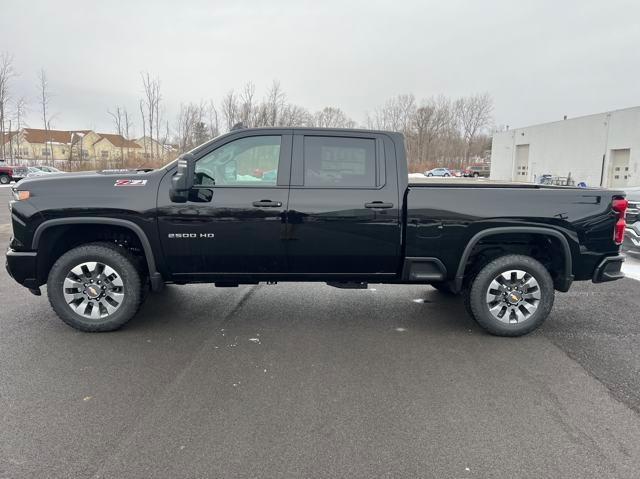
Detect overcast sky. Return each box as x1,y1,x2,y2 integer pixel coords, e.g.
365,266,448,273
1,0,639,135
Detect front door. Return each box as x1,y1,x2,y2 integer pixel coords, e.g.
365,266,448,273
286,132,400,277
157,131,292,277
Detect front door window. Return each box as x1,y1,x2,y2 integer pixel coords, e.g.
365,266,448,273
195,136,281,187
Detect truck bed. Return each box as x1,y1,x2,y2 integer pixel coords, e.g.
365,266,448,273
408,177,582,189
404,183,622,284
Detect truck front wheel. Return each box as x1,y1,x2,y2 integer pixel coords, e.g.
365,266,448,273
47,242,143,332
465,254,554,336
0,174,10,184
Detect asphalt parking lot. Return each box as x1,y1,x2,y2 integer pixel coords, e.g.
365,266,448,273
1,185,640,478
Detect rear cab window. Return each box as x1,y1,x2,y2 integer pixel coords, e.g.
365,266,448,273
303,136,377,188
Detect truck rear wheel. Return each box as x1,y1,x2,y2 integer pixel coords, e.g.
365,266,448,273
0,174,10,184
466,254,554,336
47,242,143,332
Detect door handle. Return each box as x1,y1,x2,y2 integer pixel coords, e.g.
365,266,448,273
252,200,282,208
365,201,394,209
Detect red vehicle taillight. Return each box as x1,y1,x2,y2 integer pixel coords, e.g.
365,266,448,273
612,197,628,245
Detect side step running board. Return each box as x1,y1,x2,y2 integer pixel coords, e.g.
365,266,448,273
326,281,368,289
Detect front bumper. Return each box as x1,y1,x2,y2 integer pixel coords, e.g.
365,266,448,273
5,248,39,289
592,255,625,283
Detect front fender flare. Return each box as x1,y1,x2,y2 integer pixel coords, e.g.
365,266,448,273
32,217,163,291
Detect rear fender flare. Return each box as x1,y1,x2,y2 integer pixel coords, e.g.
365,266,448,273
454,226,573,292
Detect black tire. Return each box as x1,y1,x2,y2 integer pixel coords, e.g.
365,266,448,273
431,282,457,295
427,173,433,177
47,242,143,332
444,173,450,177
466,254,554,337
473,172,480,177
0,174,10,185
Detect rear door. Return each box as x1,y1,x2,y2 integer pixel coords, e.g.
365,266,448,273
286,131,400,276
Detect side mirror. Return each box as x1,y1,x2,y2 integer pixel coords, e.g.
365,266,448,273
169,153,195,203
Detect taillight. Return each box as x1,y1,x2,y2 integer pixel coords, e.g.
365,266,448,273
612,197,628,245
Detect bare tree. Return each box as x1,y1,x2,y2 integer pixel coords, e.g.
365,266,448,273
162,120,170,154
455,93,493,162
141,72,162,160
0,53,16,161
123,108,132,140
38,69,50,129
124,79,495,172
108,106,133,165
37,68,54,161
312,106,354,128
412,96,453,167
155,101,163,160
220,90,239,131
366,92,494,171
263,80,286,127
13,96,27,129
174,103,199,153
139,99,147,159
278,104,311,127
108,107,123,135
367,94,416,133
207,100,220,138
11,96,27,158
239,82,256,127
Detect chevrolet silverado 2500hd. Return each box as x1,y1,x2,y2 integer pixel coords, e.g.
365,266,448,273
5,127,628,335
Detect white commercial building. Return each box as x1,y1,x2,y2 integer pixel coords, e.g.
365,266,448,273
490,106,640,188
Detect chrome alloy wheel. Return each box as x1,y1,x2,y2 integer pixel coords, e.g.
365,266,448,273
63,262,125,319
485,269,541,324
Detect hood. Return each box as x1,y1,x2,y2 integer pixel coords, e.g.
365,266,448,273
13,167,166,218
17,168,155,186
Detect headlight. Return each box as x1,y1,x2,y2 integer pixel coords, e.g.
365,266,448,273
12,189,30,201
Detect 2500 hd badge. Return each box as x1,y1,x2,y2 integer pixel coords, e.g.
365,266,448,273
167,233,215,238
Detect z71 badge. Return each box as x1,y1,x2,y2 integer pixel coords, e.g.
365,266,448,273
114,179,147,186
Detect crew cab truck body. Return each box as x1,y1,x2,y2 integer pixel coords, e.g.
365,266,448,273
5,127,628,335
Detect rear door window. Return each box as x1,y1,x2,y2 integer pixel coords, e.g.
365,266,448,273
303,136,376,188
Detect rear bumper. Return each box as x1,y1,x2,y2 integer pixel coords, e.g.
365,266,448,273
592,254,625,283
5,248,39,289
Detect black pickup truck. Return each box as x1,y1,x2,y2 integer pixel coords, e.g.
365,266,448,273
5,127,629,336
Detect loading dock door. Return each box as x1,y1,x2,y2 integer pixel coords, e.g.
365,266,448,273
514,144,530,182
609,149,631,188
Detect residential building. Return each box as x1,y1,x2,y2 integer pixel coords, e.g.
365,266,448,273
93,133,142,162
491,106,640,188
0,131,19,161
135,136,176,162
0,128,145,163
